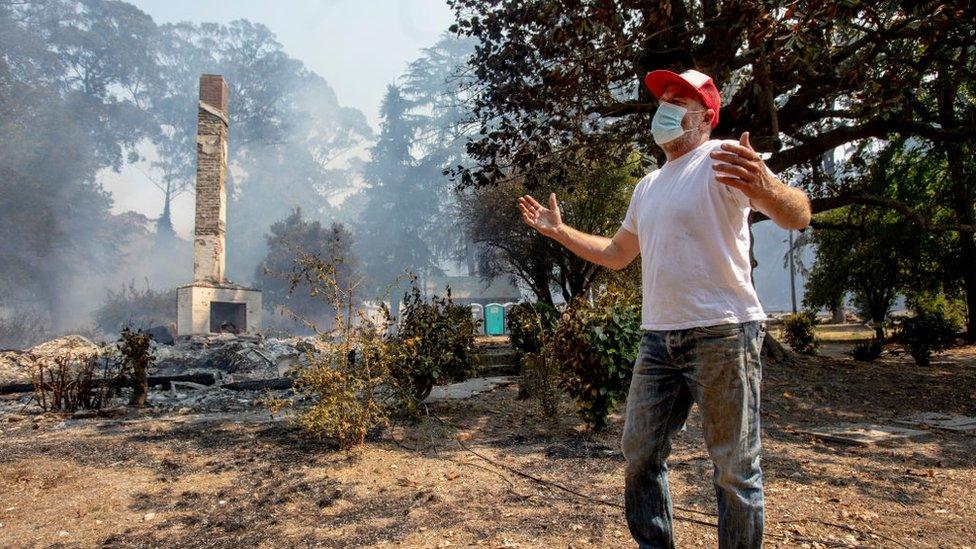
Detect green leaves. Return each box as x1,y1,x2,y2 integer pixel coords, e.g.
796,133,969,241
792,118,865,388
899,309,960,366
392,279,478,402
508,301,559,355
546,287,640,431
782,312,819,355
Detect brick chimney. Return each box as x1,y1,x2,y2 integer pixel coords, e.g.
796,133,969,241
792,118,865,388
177,75,262,338
193,74,229,283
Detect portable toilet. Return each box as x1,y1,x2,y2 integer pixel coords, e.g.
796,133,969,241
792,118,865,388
470,303,485,335
484,303,505,336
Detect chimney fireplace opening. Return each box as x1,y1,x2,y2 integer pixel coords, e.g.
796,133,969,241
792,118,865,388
210,301,246,334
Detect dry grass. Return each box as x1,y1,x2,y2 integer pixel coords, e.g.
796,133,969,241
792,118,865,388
1,346,975,548
769,323,877,343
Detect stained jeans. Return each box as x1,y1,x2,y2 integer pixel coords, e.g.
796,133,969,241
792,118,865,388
621,321,766,549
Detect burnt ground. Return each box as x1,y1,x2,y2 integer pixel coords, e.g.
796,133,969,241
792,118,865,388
1,345,975,548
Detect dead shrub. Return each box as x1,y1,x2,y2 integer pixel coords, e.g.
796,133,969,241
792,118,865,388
117,328,154,407
31,354,122,412
94,280,177,334
285,252,409,449
293,316,403,449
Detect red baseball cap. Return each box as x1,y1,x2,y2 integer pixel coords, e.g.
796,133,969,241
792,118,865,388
644,69,721,128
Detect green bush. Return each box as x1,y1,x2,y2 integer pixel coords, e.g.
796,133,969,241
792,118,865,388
906,291,967,331
899,310,959,367
848,339,884,362
393,282,477,402
547,288,641,431
507,301,559,355
781,312,819,355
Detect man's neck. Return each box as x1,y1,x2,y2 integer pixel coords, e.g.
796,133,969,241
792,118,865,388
663,134,709,162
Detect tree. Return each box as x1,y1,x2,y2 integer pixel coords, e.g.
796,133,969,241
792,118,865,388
447,0,976,337
255,208,359,330
350,35,482,295
804,212,909,339
147,20,372,276
31,0,159,168
356,85,441,294
400,34,478,263
146,22,218,240
802,142,952,339
448,1,968,183
0,1,373,332
929,45,976,341
459,151,639,304
0,0,153,330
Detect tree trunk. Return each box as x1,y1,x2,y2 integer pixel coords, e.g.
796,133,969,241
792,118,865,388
156,180,176,240
527,270,554,305
223,378,294,391
958,232,976,342
2,373,216,396
465,241,477,276
761,334,799,367
947,147,976,341
938,54,975,342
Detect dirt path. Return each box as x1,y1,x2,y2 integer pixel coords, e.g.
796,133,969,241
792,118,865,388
1,347,975,548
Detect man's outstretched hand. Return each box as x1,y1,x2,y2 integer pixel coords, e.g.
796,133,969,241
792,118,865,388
709,131,779,202
518,193,562,238
710,131,812,229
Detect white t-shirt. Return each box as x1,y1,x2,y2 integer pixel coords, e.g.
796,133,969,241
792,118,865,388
621,139,766,330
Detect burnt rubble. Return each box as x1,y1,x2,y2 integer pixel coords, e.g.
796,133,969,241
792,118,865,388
0,333,324,416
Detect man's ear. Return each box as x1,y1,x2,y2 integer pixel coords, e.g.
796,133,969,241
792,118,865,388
703,108,716,129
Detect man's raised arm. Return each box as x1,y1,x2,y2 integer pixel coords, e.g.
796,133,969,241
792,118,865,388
517,193,639,271
710,132,811,230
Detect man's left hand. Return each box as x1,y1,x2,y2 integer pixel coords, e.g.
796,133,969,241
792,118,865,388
709,131,780,202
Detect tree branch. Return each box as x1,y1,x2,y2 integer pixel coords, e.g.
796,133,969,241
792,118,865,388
751,193,975,234
588,101,656,118
766,119,962,172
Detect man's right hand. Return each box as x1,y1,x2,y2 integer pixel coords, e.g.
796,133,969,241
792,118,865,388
518,193,563,238
518,192,639,271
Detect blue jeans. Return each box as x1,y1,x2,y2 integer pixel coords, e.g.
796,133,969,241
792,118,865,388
621,321,766,549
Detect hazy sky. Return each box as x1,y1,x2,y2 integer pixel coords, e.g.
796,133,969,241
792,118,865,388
104,0,456,237
129,0,456,129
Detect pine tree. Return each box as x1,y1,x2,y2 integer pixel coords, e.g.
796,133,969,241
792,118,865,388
357,85,440,295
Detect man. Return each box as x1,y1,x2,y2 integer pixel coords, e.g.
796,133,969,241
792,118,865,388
517,69,811,548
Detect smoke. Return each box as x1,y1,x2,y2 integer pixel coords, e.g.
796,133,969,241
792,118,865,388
0,0,807,348
0,2,376,342
752,222,812,313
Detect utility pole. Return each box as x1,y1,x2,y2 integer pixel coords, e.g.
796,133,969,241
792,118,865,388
788,229,797,313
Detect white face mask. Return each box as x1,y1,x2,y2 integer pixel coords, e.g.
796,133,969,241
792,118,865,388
651,102,704,145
